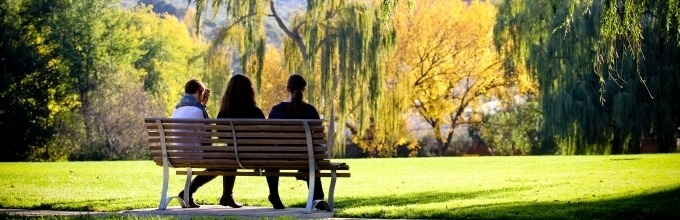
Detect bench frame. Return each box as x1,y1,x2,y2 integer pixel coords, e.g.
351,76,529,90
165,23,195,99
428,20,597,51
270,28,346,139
147,118,349,214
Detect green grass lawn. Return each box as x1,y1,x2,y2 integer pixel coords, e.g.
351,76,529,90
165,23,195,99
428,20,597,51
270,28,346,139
1,154,679,219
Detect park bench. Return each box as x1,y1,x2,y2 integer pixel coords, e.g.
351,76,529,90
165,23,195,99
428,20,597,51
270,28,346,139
145,118,351,214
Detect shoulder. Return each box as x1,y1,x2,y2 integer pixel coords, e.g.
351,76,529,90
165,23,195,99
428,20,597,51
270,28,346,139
270,102,289,111
268,102,288,118
171,106,203,119
303,103,318,111
303,103,320,118
251,106,265,118
267,102,287,119
217,106,265,119
271,102,288,109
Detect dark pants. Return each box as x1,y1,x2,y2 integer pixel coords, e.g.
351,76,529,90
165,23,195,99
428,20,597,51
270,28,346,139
266,169,324,200
185,169,236,197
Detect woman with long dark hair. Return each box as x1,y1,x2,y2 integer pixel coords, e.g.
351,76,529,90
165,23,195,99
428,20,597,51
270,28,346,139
267,74,325,209
177,74,264,208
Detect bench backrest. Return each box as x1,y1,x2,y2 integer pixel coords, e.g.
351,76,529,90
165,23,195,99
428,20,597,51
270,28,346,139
145,118,330,170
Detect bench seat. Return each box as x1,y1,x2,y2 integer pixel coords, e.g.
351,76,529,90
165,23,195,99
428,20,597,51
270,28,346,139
145,118,350,214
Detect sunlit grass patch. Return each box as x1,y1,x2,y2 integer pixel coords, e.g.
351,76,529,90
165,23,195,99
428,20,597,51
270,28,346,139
1,154,679,219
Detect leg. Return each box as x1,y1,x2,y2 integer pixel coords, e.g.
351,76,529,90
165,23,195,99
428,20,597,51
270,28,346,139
178,173,216,208
219,169,242,208
305,176,329,211
312,177,324,200
266,169,285,209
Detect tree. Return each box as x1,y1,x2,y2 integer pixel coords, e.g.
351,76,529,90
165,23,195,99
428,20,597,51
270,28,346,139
0,0,58,161
255,44,289,116
128,6,209,116
494,0,680,154
64,5,207,160
480,98,554,155
1,0,217,161
393,0,506,156
191,0,397,157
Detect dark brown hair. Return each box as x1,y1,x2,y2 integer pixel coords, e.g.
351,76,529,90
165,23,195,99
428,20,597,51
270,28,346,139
184,79,204,94
219,74,256,116
287,74,307,116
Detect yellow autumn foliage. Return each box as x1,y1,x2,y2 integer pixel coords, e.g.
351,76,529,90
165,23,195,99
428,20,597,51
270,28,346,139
391,0,507,155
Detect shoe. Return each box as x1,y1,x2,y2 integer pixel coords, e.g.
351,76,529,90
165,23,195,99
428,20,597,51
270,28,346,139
219,195,243,208
268,194,286,209
177,191,200,208
315,202,327,211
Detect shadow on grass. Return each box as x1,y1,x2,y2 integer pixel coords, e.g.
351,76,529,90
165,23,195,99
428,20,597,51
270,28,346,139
288,186,532,208
333,186,680,219
465,186,680,220
27,198,150,212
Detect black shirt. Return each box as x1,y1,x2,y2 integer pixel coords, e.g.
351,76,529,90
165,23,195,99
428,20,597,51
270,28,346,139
268,102,320,119
217,106,265,119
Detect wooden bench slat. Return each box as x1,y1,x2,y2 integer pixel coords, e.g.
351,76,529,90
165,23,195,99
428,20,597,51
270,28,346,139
155,160,347,170
162,163,335,170
145,118,323,126
157,163,348,170
152,153,328,159
160,159,333,166
165,158,316,165
148,131,325,139
230,125,324,132
149,143,323,148
148,136,324,142
150,146,327,152
177,170,350,178
146,124,324,132
162,158,330,167
148,138,326,145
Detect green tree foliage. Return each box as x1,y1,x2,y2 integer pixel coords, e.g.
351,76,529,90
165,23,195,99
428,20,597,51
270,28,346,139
190,0,397,157
480,99,559,155
0,0,58,161
285,1,396,157
57,4,208,160
43,0,144,160
126,6,209,116
1,0,211,161
495,0,680,154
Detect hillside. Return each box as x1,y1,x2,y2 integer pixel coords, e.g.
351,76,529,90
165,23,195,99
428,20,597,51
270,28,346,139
119,0,306,47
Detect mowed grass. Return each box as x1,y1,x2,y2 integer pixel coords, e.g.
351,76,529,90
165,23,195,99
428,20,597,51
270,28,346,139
1,154,679,219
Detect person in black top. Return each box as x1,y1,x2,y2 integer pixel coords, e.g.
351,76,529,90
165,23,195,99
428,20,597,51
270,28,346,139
177,74,265,208
267,74,325,210
268,75,320,120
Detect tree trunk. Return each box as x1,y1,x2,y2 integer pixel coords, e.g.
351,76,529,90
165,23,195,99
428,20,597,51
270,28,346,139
627,135,641,154
432,123,447,156
327,103,336,157
610,132,623,154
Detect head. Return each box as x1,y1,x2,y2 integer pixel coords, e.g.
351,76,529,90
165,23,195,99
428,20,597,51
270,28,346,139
287,74,307,116
185,79,209,102
220,74,256,115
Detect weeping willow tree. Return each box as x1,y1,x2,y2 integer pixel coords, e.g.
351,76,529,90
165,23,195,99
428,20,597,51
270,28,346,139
191,0,398,157
494,0,680,154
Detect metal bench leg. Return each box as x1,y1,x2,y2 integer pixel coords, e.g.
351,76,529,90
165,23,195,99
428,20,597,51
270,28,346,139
159,161,170,210
302,121,330,213
304,172,316,214
328,169,337,211
156,119,176,210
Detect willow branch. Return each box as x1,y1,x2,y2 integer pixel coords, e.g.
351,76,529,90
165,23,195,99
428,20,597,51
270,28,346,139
269,1,308,60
